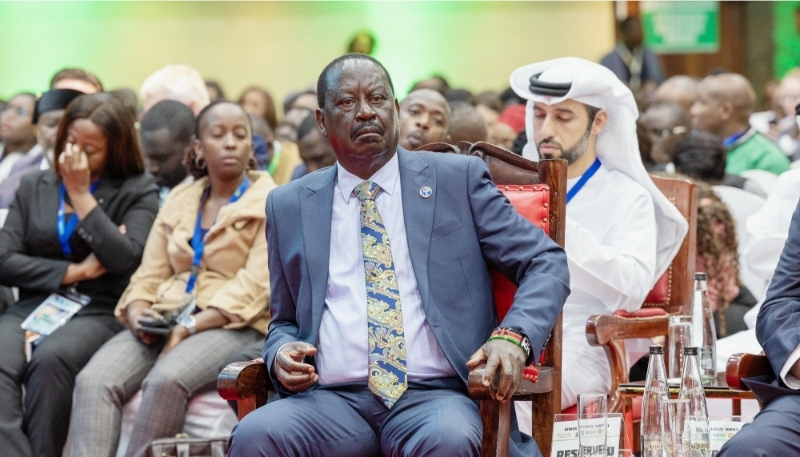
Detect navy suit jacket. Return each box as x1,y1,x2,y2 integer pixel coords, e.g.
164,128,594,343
752,198,800,403
262,148,570,396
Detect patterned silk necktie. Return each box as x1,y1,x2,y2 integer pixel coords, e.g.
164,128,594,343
354,181,408,408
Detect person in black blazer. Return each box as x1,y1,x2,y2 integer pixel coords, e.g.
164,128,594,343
0,93,159,457
718,197,800,456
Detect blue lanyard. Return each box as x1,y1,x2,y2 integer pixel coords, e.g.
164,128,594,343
723,130,748,148
57,181,100,257
185,177,251,294
566,158,601,204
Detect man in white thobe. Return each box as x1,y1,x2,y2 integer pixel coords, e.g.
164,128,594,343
508,58,688,425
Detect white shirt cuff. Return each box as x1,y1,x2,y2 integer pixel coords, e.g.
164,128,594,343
780,343,800,389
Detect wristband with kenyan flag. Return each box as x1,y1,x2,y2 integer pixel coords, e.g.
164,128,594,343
487,327,531,360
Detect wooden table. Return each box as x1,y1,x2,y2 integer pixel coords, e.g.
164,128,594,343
618,372,756,452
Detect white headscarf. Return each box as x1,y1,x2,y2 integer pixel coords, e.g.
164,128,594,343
509,57,688,280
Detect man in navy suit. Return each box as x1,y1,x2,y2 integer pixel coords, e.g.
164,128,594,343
718,198,800,456
229,54,570,457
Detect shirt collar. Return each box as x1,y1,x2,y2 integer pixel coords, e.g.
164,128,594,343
336,151,399,202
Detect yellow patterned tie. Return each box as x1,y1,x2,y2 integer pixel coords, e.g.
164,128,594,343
354,181,407,408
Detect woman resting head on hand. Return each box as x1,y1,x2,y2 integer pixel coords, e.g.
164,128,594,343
70,100,277,457
0,92,158,457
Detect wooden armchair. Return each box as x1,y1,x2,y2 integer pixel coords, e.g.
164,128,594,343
726,353,771,391
585,176,698,412
219,141,567,457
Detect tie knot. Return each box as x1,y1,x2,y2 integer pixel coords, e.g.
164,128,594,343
355,181,381,202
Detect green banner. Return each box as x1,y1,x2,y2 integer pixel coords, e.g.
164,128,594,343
641,1,720,54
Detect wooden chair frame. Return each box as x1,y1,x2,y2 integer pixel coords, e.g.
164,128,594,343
219,141,567,457
585,176,697,414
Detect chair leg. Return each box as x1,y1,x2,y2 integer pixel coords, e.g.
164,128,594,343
531,392,555,457
480,399,510,457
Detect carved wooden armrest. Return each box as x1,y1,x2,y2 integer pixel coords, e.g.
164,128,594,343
467,364,553,400
586,312,670,347
585,312,669,412
217,359,272,420
725,353,771,391
467,363,554,457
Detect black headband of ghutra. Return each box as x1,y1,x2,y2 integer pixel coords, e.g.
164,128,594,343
528,72,572,97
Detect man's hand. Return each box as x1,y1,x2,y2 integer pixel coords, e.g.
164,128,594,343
274,342,319,392
466,339,527,402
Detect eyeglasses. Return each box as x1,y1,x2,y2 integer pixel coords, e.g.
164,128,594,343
0,105,30,117
651,126,688,138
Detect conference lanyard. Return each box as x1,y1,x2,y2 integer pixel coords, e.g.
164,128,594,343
267,141,282,177
723,130,748,149
566,158,601,204
57,181,100,257
185,176,251,294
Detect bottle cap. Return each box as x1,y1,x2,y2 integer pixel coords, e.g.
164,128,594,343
649,345,664,355
684,346,698,356
695,272,707,281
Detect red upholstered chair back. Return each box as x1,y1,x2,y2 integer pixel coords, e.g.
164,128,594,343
424,141,567,457
491,186,551,321
641,176,697,315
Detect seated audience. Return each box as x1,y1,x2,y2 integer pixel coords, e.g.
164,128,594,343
764,73,800,159
109,88,139,121
398,89,451,150
282,89,318,114
409,75,450,95
691,72,790,175
70,101,275,457
696,184,757,337
0,88,84,208
50,68,104,94
229,54,570,457
672,131,767,197
444,87,476,105
718,199,800,456
238,86,278,131
140,64,210,115
489,104,525,150
0,93,38,181
139,100,195,206
0,93,158,457
275,107,312,143
447,101,488,145
290,114,337,180
653,75,698,112
636,118,657,172
509,57,686,415
475,90,504,129
205,80,226,102
640,101,690,169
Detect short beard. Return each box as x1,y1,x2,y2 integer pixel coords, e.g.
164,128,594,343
560,127,592,165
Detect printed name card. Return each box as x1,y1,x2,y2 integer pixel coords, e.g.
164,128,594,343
551,414,622,457
709,419,750,456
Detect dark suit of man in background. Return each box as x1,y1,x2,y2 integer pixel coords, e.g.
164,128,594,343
229,54,570,457
719,199,800,455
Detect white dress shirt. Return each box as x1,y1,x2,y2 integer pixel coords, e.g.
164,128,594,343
316,153,457,385
743,168,800,388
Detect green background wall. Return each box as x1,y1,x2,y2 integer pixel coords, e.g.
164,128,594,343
0,1,615,109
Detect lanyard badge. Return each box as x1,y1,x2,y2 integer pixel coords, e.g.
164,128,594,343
184,176,251,295
57,181,100,257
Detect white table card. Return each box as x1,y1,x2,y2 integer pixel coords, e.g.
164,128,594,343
551,413,623,457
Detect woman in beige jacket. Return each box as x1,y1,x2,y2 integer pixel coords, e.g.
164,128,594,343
70,101,276,457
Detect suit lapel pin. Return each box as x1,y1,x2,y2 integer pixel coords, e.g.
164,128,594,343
419,186,432,198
